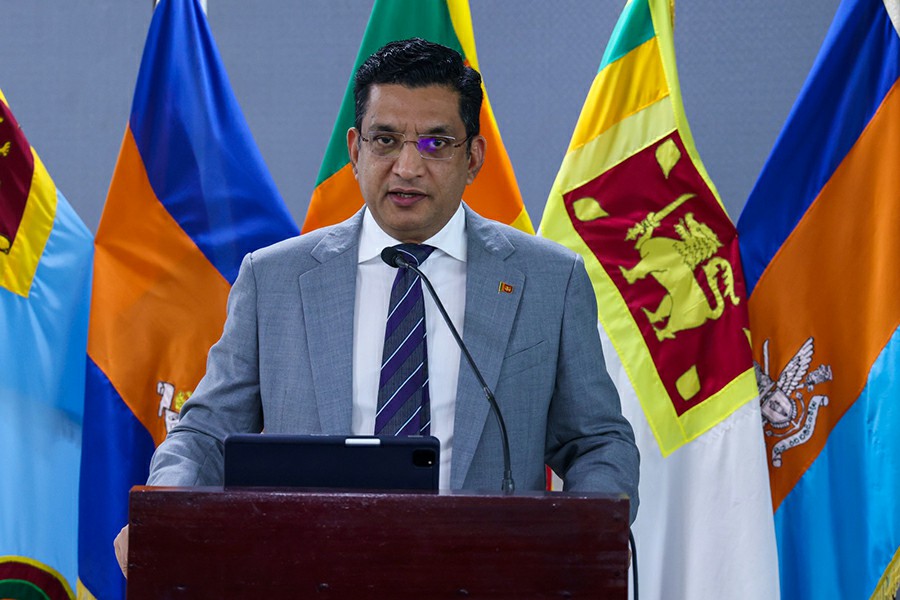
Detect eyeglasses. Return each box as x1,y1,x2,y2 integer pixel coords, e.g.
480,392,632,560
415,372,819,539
359,131,471,161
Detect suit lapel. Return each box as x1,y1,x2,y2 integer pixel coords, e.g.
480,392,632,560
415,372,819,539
450,208,524,488
299,213,362,433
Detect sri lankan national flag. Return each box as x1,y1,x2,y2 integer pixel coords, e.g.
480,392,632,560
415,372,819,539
305,0,532,234
540,2,778,597
540,0,757,453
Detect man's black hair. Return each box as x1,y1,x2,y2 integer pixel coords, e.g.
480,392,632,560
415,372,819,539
353,38,483,145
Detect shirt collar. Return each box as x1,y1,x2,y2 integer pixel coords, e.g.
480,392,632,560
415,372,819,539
358,203,467,264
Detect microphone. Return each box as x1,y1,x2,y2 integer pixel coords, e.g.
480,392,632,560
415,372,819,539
381,246,515,493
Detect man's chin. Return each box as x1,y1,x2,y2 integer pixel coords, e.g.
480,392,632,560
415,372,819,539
379,209,431,241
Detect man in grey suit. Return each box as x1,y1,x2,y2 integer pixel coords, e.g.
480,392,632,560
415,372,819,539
117,37,638,573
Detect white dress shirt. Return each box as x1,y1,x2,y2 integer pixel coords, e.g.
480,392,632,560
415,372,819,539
352,205,467,489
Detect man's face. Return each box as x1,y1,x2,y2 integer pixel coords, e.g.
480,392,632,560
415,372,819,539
347,83,485,243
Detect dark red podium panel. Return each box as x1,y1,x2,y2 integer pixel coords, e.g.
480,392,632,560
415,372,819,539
128,487,629,599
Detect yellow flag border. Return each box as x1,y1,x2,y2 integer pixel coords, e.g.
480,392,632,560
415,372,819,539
0,149,57,298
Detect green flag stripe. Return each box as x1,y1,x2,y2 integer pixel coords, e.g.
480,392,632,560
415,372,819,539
599,0,656,71
315,0,465,186
0,579,52,600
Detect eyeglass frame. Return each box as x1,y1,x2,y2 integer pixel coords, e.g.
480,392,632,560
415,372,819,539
357,130,473,161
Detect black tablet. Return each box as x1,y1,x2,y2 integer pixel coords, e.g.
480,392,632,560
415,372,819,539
223,434,440,491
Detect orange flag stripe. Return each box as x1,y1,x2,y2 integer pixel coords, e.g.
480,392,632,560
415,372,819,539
303,164,363,233
89,129,231,445
464,101,531,228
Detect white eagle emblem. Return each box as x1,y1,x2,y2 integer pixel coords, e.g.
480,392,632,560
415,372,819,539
755,337,832,467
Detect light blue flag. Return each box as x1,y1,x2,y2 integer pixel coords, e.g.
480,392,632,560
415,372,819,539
0,89,93,598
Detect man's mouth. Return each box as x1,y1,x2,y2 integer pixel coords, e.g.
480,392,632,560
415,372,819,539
389,190,426,206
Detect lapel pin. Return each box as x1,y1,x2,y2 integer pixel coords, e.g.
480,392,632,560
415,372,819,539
498,282,514,294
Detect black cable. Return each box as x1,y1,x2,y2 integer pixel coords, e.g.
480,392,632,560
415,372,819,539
382,247,514,492
409,261,515,492
629,529,639,600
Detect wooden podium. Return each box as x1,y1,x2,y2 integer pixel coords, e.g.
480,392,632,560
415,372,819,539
127,486,629,599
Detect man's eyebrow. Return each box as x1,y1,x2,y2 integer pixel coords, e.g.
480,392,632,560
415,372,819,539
417,125,455,136
366,123,401,133
416,125,455,137
364,123,456,135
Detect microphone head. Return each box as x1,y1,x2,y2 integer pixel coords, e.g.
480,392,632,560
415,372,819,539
381,246,406,269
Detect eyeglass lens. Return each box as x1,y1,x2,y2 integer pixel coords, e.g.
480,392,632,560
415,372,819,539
365,132,461,160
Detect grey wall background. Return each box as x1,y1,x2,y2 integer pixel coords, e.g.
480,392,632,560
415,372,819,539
0,1,840,234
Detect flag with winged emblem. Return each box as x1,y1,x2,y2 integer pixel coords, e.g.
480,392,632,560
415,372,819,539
77,1,299,598
0,88,93,597
540,0,779,597
304,0,532,234
738,0,900,596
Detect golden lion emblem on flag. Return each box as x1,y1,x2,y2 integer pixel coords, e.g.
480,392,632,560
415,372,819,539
619,193,740,341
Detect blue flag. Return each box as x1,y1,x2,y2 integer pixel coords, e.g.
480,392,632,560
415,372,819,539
77,0,298,597
738,0,900,596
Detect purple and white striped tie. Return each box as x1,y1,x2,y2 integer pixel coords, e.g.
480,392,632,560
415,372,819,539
375,244,435,436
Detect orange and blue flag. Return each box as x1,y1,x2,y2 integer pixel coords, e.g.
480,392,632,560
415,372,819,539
305,0,532,234
77,1,298,598
738,0,900,596
0,88,93,598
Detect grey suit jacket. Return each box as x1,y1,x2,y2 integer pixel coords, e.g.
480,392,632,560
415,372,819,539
148,206,639,521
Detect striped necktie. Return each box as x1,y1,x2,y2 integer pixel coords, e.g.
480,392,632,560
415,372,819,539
375,243,435,436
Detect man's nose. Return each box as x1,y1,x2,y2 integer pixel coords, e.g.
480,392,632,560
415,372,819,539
392,140,426,177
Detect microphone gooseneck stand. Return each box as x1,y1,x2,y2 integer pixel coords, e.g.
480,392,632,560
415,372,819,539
382,246,515,493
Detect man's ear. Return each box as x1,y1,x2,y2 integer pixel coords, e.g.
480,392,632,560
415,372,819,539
466,135,486,185
347,127,360,178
